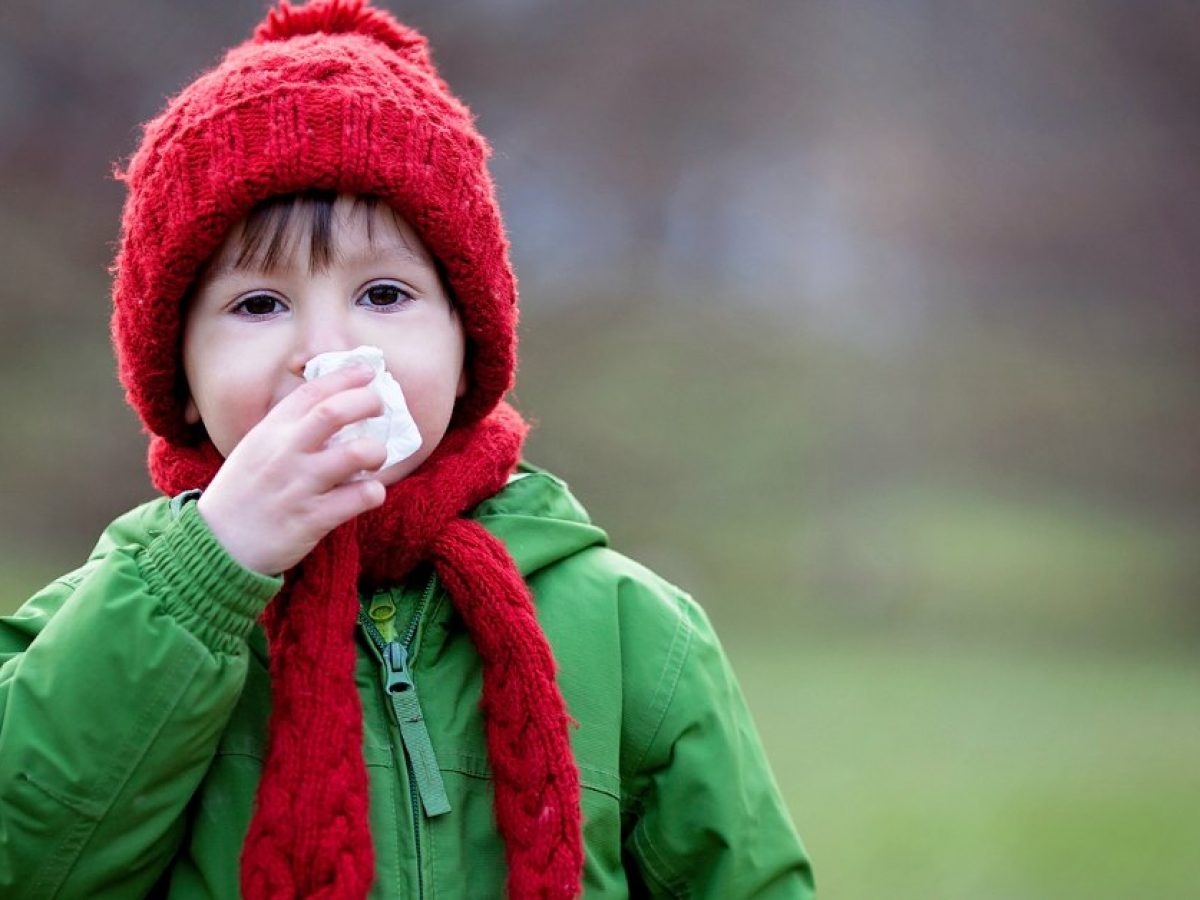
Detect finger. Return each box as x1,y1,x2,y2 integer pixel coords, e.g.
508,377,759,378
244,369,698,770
313,477,387,531
308,437,388,491
293,386,386,452
269,363,376,424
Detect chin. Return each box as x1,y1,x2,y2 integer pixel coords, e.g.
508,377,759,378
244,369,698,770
378,456,424,488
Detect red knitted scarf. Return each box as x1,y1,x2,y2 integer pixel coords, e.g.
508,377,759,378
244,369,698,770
149,402,582,898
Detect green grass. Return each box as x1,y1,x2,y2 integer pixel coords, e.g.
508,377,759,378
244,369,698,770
730,632,1200,900
786,481,1199,641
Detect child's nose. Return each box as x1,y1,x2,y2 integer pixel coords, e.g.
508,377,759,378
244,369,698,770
287,303,357,377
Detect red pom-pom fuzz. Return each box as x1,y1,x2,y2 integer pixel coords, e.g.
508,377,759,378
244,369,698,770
254,0,432,72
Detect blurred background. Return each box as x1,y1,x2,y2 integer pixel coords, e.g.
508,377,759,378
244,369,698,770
2,1,1198,897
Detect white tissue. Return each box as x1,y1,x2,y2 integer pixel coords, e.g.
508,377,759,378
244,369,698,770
303,345,422,473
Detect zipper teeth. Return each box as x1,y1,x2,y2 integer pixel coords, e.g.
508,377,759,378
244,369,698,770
358,610,387,653
400,570,437,648
357,571,437,900
401,575,432,900
406,569,437,900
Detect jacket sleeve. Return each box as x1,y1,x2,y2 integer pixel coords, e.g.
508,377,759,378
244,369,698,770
623,590,815,898
0,498,282,899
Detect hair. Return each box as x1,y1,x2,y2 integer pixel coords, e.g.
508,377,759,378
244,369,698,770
190,190,457,301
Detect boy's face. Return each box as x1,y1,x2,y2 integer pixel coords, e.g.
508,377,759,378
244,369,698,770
181,194,468,486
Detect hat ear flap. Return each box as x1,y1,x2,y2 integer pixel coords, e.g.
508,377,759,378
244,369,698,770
254,0,435,75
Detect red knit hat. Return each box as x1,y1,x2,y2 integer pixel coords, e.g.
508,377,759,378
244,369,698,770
112,0,517,440
109,2,583,897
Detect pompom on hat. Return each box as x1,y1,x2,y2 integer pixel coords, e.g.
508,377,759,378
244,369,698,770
109,2,583,898
112,0,517,442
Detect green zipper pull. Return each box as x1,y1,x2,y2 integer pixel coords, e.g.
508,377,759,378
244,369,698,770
382,641,451,818
383,642,414,693
368,593,398,642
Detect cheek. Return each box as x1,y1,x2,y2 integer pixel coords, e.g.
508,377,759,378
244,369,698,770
394,366,458,422
190,360,276,449
384,326,465,405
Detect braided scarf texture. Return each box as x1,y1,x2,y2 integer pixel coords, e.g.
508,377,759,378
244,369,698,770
149,402,583,898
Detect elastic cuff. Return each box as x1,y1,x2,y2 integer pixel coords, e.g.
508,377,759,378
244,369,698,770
140,497,282,653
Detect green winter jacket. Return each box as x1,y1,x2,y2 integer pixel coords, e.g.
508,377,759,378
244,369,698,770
0,462,813,898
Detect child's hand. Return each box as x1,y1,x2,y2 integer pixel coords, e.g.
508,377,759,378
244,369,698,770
195,364,389,576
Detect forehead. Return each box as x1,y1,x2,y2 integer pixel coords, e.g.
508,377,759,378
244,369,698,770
204,193,436,281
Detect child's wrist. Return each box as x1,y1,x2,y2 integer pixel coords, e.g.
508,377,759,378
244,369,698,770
194,493,280,577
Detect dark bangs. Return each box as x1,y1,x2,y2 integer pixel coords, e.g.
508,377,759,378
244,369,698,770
191,190,456,303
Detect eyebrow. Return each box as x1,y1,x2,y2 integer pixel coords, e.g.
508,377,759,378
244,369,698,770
207,241,427,281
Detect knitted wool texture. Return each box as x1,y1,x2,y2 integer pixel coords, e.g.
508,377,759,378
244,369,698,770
109,1,582,896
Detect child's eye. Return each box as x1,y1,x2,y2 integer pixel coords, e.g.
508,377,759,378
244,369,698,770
359,282,414,311
232,293,285,316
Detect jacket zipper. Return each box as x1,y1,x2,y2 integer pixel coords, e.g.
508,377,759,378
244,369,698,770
358,570,449,899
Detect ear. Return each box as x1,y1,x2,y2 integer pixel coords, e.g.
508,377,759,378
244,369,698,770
183,394,201,426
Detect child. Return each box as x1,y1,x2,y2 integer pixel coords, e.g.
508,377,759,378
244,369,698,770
0,1,813,897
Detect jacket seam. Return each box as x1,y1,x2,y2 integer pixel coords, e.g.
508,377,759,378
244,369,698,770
440,762,623,804
30,632,207,898
450,751,619,789
26,788,95,899
50,573,88,592
625,600,700,895
632,825,691,898
629,606,694,776
429,802,440,900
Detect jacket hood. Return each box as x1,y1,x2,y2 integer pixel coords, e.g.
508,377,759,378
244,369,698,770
469,462,609,576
